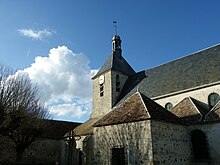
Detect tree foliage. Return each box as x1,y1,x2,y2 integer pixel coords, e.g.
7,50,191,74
0,65,50,161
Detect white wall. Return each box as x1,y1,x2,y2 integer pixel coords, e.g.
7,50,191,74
154,84,220,108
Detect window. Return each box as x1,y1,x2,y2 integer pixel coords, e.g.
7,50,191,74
116,74,120,92
100,83,104,97
112,148,125,165
208,93,220,108
165,102,173,111
191,130,210,160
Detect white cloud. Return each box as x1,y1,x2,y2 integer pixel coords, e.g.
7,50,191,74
49,99,91,119
18,28,54,40
19,46,98,121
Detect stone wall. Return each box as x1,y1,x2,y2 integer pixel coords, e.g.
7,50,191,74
23,138,68,165
92,71,112,118
75,135,94,165
154,84,220,109
75,135,86,151
92,70,129,118
0,136,77,165
151,121,191,164
91,119,220,165
189,122,220,164
83,135,94,165
111,71,129,107
93,120,153,165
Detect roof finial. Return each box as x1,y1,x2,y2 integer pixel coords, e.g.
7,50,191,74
113,21,117,35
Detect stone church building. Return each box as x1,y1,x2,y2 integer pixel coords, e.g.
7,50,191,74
74,33,220,164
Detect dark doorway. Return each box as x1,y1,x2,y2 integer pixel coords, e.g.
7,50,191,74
112,148,125,165
191,129,210,160
78,150,82,165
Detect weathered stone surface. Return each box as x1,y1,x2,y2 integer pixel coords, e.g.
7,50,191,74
189,123,220,165
93,120,192,165
94,121,153,165
92,70,129,118
151,121,191,164
76,37,220,165
23,139,67,164
0,137,77,165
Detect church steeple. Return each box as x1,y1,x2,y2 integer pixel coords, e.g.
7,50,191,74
92,27,135,79
91,26,135,118
112,21,122,56
112,35,122,55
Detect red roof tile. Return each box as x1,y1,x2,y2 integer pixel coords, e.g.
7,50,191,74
94,92,180,127
171,97,209,124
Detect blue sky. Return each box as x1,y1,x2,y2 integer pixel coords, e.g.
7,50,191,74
1,0,220,122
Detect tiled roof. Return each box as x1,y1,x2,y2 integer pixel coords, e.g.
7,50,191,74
41,120,81,139
74,117,101,136
94,92,180,127
205,101,220,121
190,97,210,116
117,44,220,104
171,97,210,124
93,51,135,79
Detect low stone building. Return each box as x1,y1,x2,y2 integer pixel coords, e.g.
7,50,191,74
93,92,189,164
0,119,81,165
23,120,82,165
74,33,220,164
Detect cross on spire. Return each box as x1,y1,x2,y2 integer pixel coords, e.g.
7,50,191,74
113,21,117,35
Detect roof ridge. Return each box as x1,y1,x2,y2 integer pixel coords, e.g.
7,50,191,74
190,97,210,116
144,43,220,73
93,52,135,79
204,100,220,120
188,97,203,121
137,92,151,118
119,43,220,102
139,92,180,122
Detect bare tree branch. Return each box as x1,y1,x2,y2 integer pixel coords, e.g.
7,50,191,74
0,64,51,162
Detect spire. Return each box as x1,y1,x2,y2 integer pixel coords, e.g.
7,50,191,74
113,21,117,35
112,21,122,55
92,22,135,79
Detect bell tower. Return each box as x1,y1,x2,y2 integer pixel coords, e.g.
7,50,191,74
112,21,122,56
91,24,135,118
112,35,122,54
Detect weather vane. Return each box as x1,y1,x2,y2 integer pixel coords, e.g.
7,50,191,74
113,21,117,35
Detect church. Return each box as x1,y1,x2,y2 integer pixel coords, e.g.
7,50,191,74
74,33,220,165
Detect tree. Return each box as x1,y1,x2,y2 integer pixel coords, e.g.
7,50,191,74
0,65,50,162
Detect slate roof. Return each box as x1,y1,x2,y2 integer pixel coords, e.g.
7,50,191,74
94,92,180,127
41,119,81,139
205,101,220,121
93,51,135,79
117,44,220,104
171,97,210,124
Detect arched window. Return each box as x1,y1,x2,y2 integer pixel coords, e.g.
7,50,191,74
112,42,115,50
116,74,120,92
100,84,104,97
165,102,173,111
191,129,210,160
208,93,220,108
